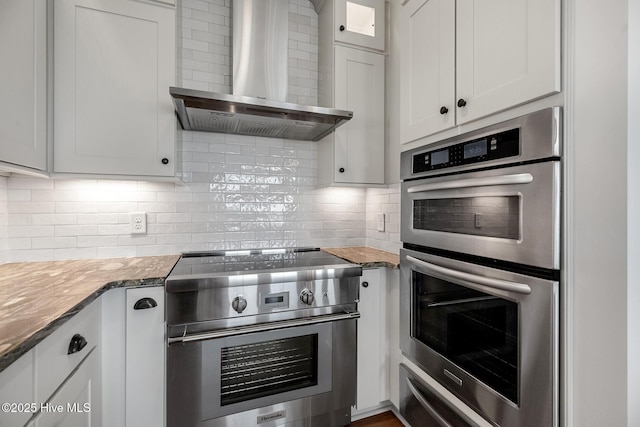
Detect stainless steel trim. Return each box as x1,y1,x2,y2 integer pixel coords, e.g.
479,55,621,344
443,369,463,386
406,173,533,193
406,255,532,295
165,263,363,292
168,312,360,344
406,378,453,427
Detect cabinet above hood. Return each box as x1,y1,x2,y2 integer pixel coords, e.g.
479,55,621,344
170,0,352,141
170,87,353,141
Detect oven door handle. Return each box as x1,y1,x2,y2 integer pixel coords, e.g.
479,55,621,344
406,173,533,193
168,311,360,344
405,375,481,427
406,255,532,295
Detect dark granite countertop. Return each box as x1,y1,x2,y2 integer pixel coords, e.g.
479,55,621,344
0,255,180,372
321,246,400,269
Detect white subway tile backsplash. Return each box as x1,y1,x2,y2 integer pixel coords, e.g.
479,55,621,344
0,0,401,263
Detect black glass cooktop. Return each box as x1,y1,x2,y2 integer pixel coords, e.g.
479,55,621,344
169,247,353,276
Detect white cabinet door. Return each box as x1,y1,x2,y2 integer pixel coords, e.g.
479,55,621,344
0,351,34,427
356,268,388,410
456,0,561,124
0,0,47,170
333,46,385,185
399,0,560,144
54,0,176,177
399,0,455,143
334,0,386,51
125,287,165,427
33,349,99,427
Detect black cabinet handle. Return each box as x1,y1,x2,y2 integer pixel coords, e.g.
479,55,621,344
339,25,345,31
339,167,345,173
439,106,448,115
161,158,169,165
457,99,467,108
134,297,158,310
68,334,87,355
362,281,369,288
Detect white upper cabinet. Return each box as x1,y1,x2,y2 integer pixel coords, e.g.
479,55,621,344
400,0,561,144
318,45,385,186
334,0,386,51
54,0,176,177
320,0,386,52
0,0,47,171
400,0,455,142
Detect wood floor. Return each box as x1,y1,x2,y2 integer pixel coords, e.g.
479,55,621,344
350,411,405,427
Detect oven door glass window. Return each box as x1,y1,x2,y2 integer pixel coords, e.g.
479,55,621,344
201,323,333,420
412,270,519,403
220,334,318,406
413,196,520,240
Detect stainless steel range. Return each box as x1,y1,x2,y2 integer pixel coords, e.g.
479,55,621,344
165,248,362,427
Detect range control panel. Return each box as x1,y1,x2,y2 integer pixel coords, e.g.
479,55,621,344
412,128,520,174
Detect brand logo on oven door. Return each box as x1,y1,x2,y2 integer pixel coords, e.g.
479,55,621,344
257,410,286,424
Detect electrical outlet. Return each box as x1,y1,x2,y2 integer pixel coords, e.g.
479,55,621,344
377,213,385,232
130,212,147,234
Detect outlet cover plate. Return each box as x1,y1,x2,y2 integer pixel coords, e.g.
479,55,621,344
130,212,147,234
377,213,385,232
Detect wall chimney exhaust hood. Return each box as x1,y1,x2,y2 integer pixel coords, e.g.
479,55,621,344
170,87,353,141
170,0,353,141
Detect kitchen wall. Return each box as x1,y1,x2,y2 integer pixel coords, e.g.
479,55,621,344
0,0,400,264
0,177,7,265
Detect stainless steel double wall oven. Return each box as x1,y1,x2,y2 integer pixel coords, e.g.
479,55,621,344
399,108,562,427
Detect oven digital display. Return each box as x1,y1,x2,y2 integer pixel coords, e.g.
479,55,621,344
464,139,488,159
431,150,449,166
260,291,289,311
265,296,284,304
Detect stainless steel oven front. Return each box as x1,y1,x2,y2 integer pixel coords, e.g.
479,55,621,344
400,248,559,427
167,316,356,427
399,108,562,427
400,107,561,271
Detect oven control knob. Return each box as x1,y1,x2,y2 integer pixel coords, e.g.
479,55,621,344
299,289,314,305
232,296,247,314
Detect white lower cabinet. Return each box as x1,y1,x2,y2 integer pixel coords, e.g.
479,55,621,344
0,300,101,427
101,286,166,427
31,349,99,427
355,268,389,412
0,351,35,427
125,287,165,427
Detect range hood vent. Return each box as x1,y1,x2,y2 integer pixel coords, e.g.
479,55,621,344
170,87,353,141
170,0,353,141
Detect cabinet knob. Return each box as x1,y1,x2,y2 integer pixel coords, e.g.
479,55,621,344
339,167,345,173
339,25,345,31
134,297,158,310
67,334,88,355
161,158,169,165
362,281,369,288
457,99,467,108
439,106,449,115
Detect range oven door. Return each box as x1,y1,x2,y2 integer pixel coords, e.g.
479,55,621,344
167,317,356,427
401,160,560,270
400,248,559,427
